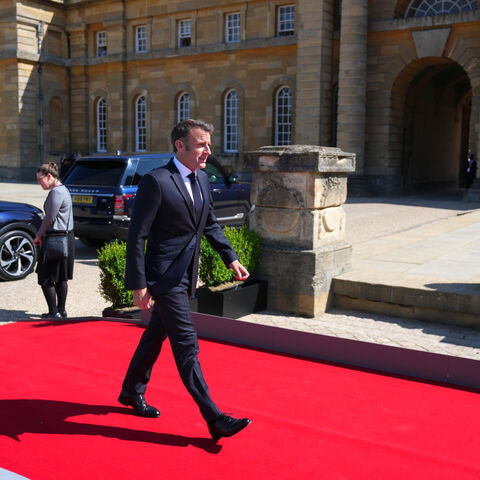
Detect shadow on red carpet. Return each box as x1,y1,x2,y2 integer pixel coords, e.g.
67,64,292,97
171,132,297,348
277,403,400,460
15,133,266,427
1,319,480,479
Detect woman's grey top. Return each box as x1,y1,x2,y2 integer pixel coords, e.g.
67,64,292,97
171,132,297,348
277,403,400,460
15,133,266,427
37,184,74,238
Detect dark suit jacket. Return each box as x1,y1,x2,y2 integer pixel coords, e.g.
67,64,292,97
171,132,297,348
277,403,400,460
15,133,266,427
125,159,238,296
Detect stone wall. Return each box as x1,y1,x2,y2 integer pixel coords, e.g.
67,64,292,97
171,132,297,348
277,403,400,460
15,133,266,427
0,0,478,193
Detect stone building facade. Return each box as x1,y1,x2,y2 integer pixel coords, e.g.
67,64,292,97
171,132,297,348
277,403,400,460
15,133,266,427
0,0,479,195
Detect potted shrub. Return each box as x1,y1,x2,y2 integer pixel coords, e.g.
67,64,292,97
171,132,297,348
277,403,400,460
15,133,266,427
195,225,267,318
97,226,267,322
98,240,132,309
97,240,151,324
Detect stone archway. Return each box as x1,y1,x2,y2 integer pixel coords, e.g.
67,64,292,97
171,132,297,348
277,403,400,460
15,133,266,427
391,58,472,192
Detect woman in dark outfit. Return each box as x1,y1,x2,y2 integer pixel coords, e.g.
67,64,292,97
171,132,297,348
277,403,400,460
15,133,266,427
34,162,75,318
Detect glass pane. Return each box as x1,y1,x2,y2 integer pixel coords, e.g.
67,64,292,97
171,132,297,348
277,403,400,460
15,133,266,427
65,161,124,186
405,0,477,17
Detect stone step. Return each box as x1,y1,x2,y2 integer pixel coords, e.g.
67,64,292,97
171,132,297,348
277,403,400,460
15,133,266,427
332,271,480,329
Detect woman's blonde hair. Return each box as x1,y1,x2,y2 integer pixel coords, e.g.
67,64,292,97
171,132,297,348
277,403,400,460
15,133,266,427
37,162,59,179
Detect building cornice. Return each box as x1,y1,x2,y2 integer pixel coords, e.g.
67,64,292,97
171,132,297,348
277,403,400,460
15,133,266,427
3,35,296,68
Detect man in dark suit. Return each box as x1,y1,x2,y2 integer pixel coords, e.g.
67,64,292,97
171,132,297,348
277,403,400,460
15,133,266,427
466,152,477,189
118,119,251,441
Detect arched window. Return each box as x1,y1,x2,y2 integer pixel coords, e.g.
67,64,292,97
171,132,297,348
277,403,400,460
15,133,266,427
275,86,292,146
96,97,107,152
224,89,239,152
135,95,147,152
405,0,477,17
177,93,190,123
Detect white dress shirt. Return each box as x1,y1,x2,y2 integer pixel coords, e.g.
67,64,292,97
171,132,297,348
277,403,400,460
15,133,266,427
172,156,203,204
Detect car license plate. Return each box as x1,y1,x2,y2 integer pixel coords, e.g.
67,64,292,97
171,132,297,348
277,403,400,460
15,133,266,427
72,195,93,204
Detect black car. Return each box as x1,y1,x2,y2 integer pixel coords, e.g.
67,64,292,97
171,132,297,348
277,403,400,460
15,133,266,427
63,153,251,244
0,201,43,281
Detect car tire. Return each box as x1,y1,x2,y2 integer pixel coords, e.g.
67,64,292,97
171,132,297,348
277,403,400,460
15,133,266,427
0,229,37,281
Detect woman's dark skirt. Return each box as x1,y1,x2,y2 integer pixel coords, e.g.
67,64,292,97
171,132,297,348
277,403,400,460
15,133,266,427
36,231,75,286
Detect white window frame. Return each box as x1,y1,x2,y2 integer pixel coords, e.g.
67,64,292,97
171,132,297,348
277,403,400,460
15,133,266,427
135,96,147,152
225,12,241,43
405,0,477,17
277,5,295,37
96,31,107,57
178,19,192,47
224,90,239,152
177,93,191,123
275,86,292,146
97,97,107,152
135,25,147,53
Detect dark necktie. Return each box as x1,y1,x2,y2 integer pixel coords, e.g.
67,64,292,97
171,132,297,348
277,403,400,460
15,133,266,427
188,172,203,222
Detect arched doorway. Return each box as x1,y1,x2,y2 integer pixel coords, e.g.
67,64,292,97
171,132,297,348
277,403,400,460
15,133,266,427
394,59,471,192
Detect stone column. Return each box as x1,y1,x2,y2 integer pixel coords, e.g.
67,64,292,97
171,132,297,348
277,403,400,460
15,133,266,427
295,0,334,145
246,145,355,317
68,25,89,155
464,86,480,201
336,0,368,174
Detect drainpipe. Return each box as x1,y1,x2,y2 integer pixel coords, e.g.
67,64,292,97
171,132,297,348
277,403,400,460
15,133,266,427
36,21,45,165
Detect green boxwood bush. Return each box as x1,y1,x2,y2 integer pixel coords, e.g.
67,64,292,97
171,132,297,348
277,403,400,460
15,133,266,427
97,240,133,308
97,226,261,305
199,225,261,287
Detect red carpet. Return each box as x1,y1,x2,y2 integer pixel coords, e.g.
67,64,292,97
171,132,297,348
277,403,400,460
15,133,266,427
1,320,480,479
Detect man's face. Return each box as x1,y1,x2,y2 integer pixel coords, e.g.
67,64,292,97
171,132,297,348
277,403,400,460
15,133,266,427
175,127,211,171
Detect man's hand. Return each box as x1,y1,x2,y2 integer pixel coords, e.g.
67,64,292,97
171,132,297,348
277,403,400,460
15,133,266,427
33,236,42,246
229,260,250,281
133,288,152,310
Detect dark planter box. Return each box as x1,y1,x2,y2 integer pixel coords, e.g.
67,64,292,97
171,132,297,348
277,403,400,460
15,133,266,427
102,306,150,325
103,298,199,325
193,280,268,319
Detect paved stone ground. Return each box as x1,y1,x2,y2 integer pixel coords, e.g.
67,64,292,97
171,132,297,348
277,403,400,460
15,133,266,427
243,190,480,361
2,181,480,360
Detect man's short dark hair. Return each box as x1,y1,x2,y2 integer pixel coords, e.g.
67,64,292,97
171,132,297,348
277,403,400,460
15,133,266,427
171,119,214,152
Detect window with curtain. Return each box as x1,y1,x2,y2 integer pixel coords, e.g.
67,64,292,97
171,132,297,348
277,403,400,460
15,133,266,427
97,97,107,152
275,86,292,146
224,89,239,152
178,19,192,47
135,96,147,152
96,31,107,57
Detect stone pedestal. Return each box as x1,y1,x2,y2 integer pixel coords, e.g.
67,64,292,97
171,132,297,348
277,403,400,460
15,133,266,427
245,145,355,317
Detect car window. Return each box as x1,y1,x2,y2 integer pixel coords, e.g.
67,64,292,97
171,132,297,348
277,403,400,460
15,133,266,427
64,160,125,186
204,162,224,184
131,158,170,185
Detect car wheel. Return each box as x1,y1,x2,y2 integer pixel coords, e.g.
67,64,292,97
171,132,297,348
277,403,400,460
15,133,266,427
0,229,37,281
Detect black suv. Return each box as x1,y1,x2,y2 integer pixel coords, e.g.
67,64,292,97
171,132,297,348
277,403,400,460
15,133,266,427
63,153,250,244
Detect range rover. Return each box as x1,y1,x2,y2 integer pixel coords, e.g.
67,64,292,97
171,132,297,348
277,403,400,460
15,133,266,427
63,153,251,245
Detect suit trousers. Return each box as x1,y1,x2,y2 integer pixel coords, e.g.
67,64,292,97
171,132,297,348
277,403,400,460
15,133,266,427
121,281,222,424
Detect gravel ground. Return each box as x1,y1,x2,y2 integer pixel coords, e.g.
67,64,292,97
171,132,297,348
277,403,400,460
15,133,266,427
1,182,480,324
1,239,109,322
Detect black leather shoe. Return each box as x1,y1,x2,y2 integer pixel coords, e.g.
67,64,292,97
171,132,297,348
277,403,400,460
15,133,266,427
59,310,67,318
41,312,62,319
118,391,160,418
208,414,251,441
